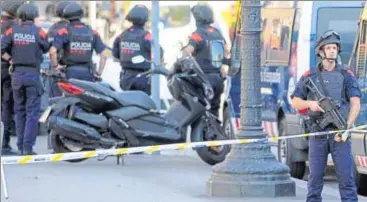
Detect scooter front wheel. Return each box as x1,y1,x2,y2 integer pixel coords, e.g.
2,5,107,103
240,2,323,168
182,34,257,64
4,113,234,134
191,118,232,165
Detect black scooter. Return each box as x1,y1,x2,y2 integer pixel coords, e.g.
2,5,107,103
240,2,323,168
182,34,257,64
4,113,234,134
40,55,232,165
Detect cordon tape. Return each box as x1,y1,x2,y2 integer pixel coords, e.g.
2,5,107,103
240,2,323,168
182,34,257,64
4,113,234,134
2,124,367,165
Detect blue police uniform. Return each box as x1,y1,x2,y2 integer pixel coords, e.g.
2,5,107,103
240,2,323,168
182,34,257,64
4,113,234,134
112,25,163,95
291,64,362,202
188,25,226,117
1,21,50,155
52,21,106,81
1,15,17,154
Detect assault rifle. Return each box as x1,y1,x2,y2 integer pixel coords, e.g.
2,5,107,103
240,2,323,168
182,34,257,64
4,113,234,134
304,77,347,131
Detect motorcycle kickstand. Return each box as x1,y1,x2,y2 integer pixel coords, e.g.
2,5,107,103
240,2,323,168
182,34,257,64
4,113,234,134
116,155,125,166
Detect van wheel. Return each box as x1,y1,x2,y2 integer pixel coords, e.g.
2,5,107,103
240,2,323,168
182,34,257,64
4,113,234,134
354,160,367,195
277,116,306,179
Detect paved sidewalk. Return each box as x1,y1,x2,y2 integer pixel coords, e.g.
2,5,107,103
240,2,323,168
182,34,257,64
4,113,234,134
3,154,366,202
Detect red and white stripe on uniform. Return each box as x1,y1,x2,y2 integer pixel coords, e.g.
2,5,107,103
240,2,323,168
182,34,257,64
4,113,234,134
231,118,279,138
355,155,367,168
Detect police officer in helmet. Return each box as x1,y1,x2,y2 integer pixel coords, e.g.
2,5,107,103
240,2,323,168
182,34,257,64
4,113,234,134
0,0,24,155
112,5,164,95
291,30,361,201
1,2,50,155
50,2,108,81
181,4,231,117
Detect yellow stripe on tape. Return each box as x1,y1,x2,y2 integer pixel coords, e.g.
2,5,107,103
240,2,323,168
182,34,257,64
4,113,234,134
19,156,32,165
146,145,160,153
177,143,190,150
240,139,249,144
207,141,219,147
51,154,64,162
84,151,96,158
116,148,128,155
272,137,279,141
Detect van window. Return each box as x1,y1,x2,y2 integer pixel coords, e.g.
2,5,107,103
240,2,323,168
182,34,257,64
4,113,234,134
317,7,363,65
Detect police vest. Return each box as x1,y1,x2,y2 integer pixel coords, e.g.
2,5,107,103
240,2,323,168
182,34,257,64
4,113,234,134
47,20,68,43
47,20,68,64
11,24,39,67
306,69,349,121
62,24,93,65
193,27,225,73
119,28,151,70
1,16,17,64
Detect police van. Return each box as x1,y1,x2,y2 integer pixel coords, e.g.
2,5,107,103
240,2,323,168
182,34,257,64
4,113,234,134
223,0,367,193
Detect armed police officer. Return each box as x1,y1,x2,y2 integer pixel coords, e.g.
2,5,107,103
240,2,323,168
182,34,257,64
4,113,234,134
181,4,231,117
1,3,50,155
0,1,24,155
49,2,108,82
291,30,362,202
112,5,164,95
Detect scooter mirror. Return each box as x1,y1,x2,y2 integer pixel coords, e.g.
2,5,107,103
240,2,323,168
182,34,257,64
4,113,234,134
131,55,145,64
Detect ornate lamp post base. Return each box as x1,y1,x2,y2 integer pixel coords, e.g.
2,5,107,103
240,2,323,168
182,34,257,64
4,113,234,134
207,140,296,197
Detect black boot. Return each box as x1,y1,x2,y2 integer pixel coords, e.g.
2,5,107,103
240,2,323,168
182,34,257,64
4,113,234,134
23,149,37,156
1,145,19,156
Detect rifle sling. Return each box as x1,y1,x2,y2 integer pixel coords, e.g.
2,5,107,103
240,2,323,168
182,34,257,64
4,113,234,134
316,72,331,97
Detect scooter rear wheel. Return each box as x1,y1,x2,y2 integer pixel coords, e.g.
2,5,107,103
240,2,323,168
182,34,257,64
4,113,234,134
49,130,90,163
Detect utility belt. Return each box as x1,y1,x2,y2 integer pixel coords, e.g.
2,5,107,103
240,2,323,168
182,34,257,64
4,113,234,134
302,116,335,140
121,68,147,74
12,65,40,74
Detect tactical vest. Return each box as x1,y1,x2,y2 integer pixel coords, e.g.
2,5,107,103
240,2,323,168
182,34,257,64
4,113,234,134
193,27,225,73
11,24,39,67
47,20,68,43
47,20,68,65
306,70,349,121
62,24,93,65
1,16,17,64
119,28,151,70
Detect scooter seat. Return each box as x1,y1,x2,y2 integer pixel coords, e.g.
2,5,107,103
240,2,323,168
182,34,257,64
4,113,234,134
68,79,156,110
113,91,157,110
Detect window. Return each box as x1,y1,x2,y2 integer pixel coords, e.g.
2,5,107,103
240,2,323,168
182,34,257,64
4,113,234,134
317,7,363,65
261,8,295,66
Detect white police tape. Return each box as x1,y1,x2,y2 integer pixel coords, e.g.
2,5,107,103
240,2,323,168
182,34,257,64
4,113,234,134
2,124,367,165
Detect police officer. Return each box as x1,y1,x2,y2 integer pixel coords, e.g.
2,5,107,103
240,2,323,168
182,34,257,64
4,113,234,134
49,2,108,82
112,5,164,95
45,1,69,97
291,30,362,202
181,4,231,117
1,3,50,155
0,1,24,155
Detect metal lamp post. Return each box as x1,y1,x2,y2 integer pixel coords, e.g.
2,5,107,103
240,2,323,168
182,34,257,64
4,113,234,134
206,0,296,197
